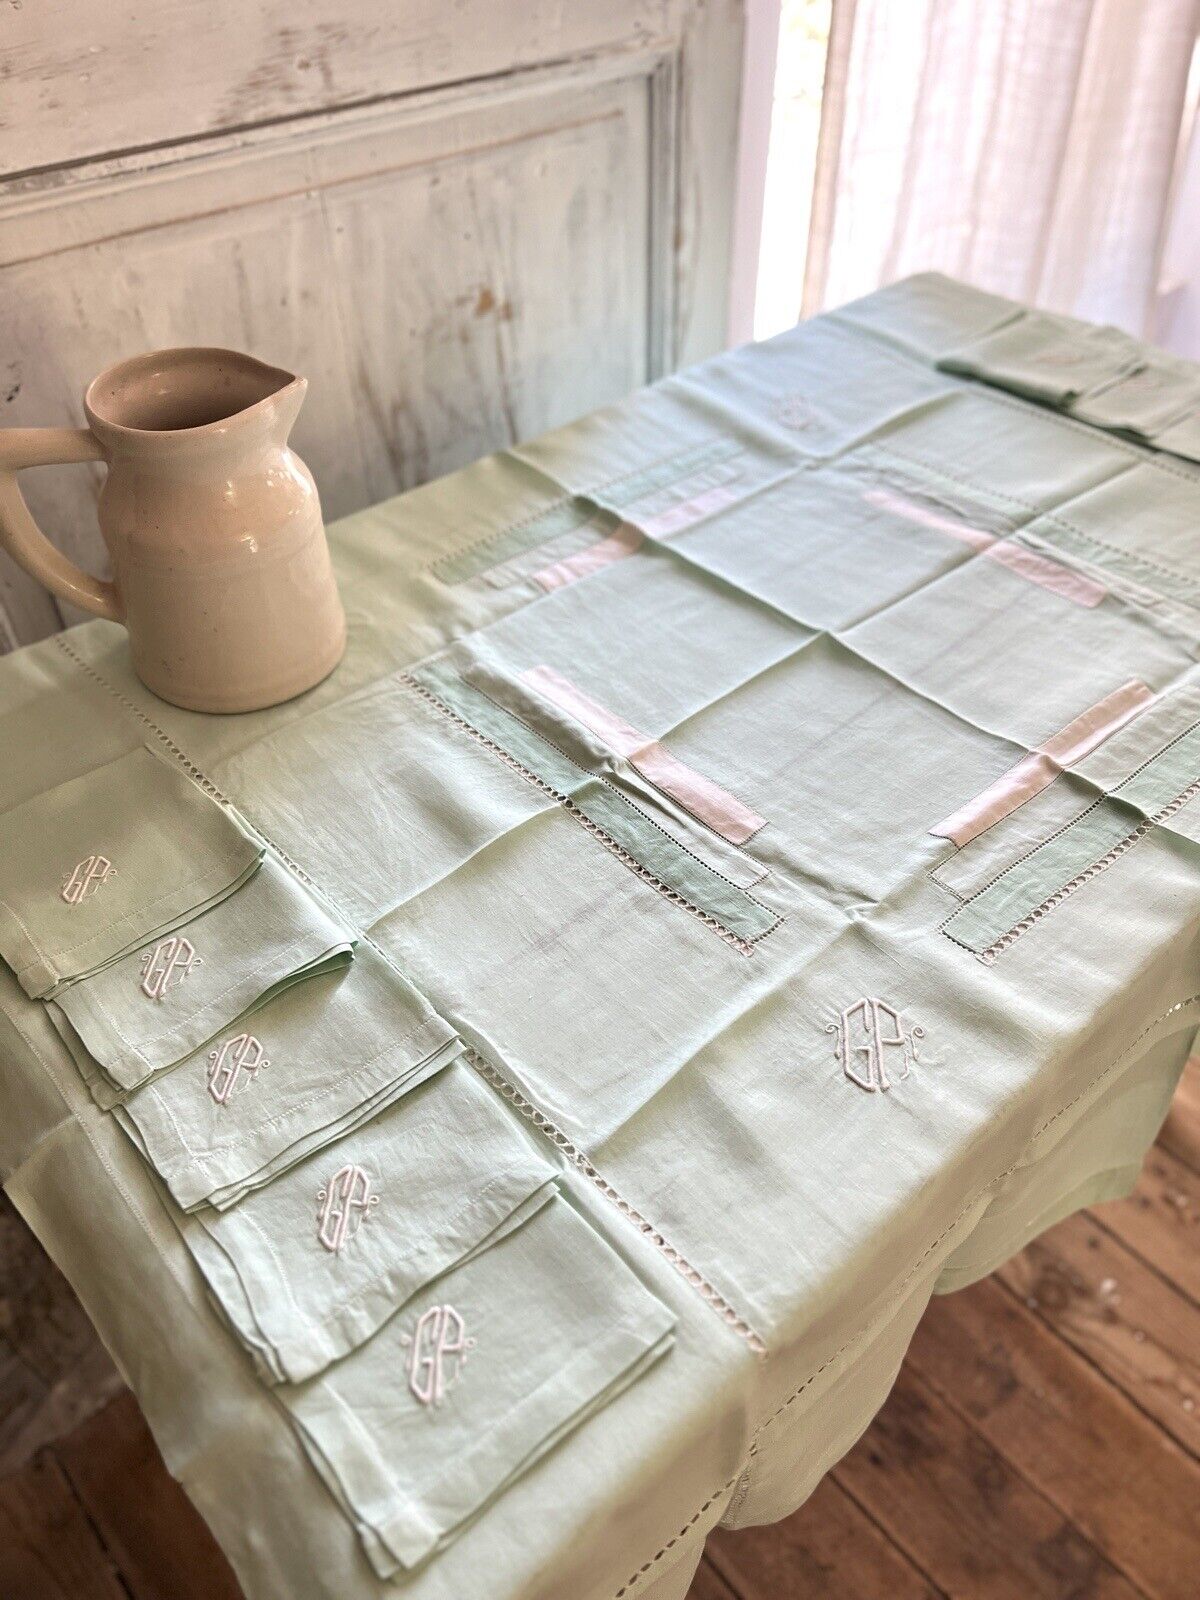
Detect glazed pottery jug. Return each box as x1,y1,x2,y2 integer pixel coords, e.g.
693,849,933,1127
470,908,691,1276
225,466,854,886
0,348,345,712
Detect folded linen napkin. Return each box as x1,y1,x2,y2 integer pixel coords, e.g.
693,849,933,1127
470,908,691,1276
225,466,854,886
279,1192,676,1576
182,1057,558,1383
0,745,262,998
49,855,355,1098
113,941,460,1211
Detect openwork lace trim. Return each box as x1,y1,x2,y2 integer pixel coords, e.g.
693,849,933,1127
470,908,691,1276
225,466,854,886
55,636,247,808
612,990,1200,1596
66,636,1195,1597
402,673,763,956
976,774,1200,964
52,635,766,1355
467,1050,768,1359
426,493,576,581
613,1472,745,1597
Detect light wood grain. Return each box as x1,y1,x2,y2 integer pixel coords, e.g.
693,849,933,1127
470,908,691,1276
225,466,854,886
4,965,1195,1599
707,1473,940,1600
0,0,675,177
833,1365,1141,1600
1156,1052,1200,1173
908,1278,1200,1600
998,1209,1200,1458
4,1091,1200,1600
1093,1143,1200,1308
671,0,743,368
0,64,659,642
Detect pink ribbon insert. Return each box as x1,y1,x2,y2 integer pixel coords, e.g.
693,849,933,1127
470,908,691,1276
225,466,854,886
636,483,741,537
521,663,766,845
532,523,643,593
932,678,1156,847
864,487,1107,607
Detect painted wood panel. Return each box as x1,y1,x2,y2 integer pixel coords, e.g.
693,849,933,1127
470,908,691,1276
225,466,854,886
0,2,744,649
0,69,652,558
0,0,674,176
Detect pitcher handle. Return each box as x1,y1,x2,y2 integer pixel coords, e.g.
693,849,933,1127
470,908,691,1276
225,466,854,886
0,428,122,622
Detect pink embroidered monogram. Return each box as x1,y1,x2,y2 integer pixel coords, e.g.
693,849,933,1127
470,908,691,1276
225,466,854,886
864,487,1107,607
402,1304,474,1406
931,678,1156,847
827,998,924,1092
140,935,201,1000
207,1032,269,1105
316,1163,378,1254
531,522,643,593
60,854,115,905
521,663,766,845
776,396,814,431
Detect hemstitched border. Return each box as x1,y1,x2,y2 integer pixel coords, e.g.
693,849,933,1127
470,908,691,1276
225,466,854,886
427,494,581,583
612,989,1200,1597
466,1049,769,1360
427,437,749,585
50,635,765,1345
939,723,1200,963
975,773,1200,962
41,641,1200,1600
402,672,778,957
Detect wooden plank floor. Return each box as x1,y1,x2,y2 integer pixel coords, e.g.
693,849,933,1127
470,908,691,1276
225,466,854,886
1,1057,1197,1600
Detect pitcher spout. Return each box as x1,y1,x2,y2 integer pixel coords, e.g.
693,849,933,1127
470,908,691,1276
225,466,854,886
269,374,307,442
84,348,306,454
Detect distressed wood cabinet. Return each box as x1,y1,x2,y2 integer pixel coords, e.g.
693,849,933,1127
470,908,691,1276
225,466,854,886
0,0,743,647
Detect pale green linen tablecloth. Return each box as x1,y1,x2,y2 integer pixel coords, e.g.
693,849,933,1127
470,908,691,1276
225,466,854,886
2,274,1199,1600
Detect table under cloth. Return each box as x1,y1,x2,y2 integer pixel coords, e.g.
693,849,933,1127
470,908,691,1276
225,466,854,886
3,273,1200,1600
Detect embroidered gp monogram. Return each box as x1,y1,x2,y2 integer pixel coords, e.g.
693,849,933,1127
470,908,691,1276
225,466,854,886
403,1304,474,1406
61,854,115,905
827,998,925,1092
140,935,201,1000
0,746,263,999
207,1032,269,1105
316,1163,378,1253
7,273,1200,1599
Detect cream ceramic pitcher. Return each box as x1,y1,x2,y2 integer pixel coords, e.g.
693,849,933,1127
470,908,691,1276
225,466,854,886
0,348,345,712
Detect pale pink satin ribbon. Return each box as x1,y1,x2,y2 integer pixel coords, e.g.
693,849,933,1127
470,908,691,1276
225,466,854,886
635,483,741,537
530,480,745,592
531,522,644,593
864,487,1107,608
932,678,1156,847
521,663,766,844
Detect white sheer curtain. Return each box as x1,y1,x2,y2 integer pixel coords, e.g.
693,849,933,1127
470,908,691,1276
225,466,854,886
803,0,1200,341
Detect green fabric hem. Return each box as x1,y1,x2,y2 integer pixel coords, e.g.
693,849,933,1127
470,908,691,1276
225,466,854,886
597,438,742,508
945,722,1200,953
409,662,779,945
432,499,609,585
